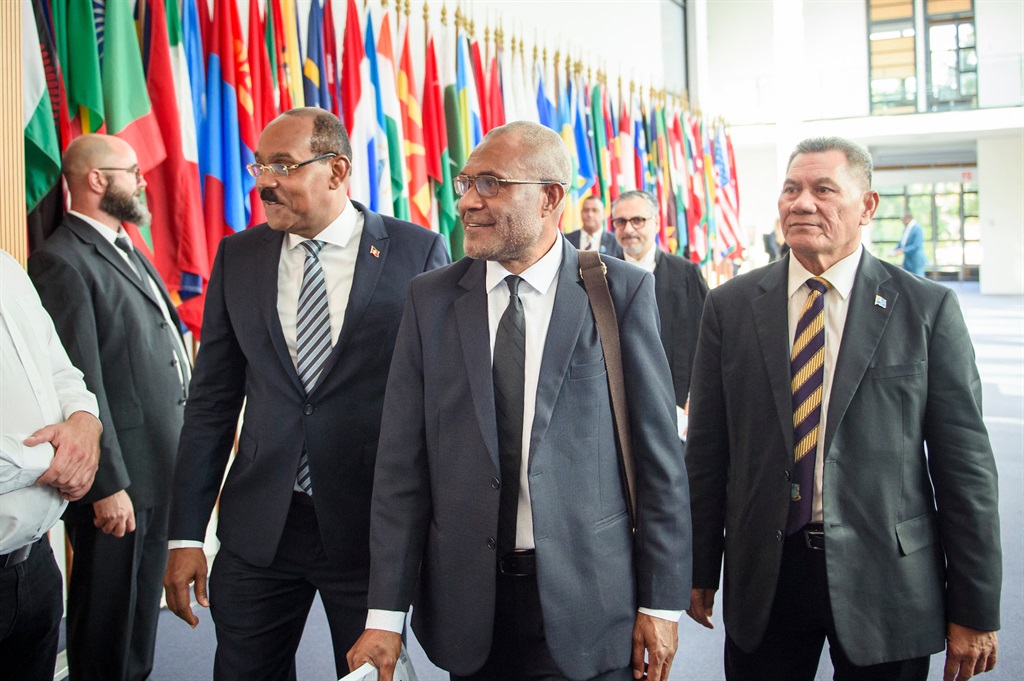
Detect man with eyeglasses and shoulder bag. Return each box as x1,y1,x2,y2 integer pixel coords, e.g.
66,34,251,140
348,121,691,681
161,108,449,681
612,191,708,446
28,134,192,681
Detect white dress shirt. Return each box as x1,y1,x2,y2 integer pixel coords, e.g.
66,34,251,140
1,250,99,553
367,238,679,632
786,245,862,523
277,199,363,365
71,211,192,390
580,228,606,252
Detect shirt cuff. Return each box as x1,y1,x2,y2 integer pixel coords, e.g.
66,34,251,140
365,609,407,633
0,438,55,494
168,540,205,550
639,607,683,623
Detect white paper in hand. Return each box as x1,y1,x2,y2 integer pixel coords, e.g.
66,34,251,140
338,645,418,681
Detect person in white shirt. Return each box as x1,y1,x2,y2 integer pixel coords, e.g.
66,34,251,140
1,248,101,681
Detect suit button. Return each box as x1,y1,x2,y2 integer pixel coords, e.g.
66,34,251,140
784,470,791,481
171,358,178,367
776,530,784,541
159,321,168,329
303,404,314,415
491,477,500,490
486,537,496,550
178,399,187,406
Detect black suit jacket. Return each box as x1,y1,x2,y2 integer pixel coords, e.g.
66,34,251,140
28,214,187,509
686,251,1001,665
652,250,708,408
169,202,449,570
565,228,623,258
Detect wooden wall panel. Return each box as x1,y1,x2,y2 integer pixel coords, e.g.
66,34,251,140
0,1,26,264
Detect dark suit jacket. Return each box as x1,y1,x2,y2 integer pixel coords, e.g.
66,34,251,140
168,202,448,571
653,250,708,408
565,228,624,258
367,239,691,679
28,214,187,509
686,250,1001,666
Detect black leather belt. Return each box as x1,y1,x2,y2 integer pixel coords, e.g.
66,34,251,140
803,522,825,551
0,540,34,569
498,549,536,577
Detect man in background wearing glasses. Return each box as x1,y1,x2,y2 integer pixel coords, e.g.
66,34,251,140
28,134,192,681
612,190,708,444
162,108,449,681
349,121,691,681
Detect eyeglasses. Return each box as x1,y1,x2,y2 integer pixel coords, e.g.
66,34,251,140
246,152,338,178
98,165,143,182
611,216,652,230
454,174,567,198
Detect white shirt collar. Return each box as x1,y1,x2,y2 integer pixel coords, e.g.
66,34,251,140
624,245,657,272
485,236,563,296
787,244,863,302
69,210,130,246
284,199,358,252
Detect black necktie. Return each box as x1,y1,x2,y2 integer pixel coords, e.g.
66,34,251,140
493,275,526,557
114,236,149,286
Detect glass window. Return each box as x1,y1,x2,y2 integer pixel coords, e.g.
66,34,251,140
925,1,978,111
868,0,917,114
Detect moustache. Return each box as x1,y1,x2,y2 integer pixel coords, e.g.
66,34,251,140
260,189,280,203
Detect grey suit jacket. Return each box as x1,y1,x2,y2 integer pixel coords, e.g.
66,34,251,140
367,239,691,679
168,202,449,570
653,250,709,408
686,251,1001,666
28,214,187,509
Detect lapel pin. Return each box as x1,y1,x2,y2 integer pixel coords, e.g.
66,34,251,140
370,245,380,259
874,295,887,309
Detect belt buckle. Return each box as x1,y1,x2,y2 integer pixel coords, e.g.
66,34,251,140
803,525,825,551
499,549,535,577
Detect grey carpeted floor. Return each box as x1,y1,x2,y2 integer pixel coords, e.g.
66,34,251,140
147,282,1022,681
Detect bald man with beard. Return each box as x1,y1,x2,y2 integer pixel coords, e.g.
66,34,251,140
28,134,191,681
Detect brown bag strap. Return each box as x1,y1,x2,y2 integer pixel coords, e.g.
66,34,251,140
577,250,637,531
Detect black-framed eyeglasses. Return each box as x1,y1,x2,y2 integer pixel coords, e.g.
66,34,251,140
246,152,338,178
98,165,143,182
454,174,567,198
611,216,652,230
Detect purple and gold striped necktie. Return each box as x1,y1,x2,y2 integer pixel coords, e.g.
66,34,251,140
787,276,832,535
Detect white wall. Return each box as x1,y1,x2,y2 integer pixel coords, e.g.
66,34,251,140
978,133,1024,294
976,0,1024,108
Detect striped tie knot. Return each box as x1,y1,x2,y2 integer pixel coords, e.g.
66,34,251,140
301,239,325,258
807,276,831,295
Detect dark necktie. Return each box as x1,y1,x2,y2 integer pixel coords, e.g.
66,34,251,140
115,236,149,286
493,275,526,557
787,276,832,535
295,240,330,496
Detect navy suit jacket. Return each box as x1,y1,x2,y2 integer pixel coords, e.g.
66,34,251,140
686,251,1001,665
565,228,624,258
367,238,691,679
29,214,187,509
169,202,449,570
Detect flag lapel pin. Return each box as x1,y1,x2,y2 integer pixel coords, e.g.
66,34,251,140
370,245,380,259
874,295,887,309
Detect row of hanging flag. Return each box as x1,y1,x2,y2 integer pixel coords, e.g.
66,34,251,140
22,0,744,336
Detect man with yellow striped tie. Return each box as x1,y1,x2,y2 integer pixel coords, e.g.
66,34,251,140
683,137,1000,681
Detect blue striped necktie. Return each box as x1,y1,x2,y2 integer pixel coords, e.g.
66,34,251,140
295,240,331,496
787,276,832,535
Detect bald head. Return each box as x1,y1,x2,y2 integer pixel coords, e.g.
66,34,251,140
62,134,147,228
483,121,571,210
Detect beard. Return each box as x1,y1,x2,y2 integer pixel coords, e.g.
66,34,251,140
462,208,543,264
100,182,151,225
